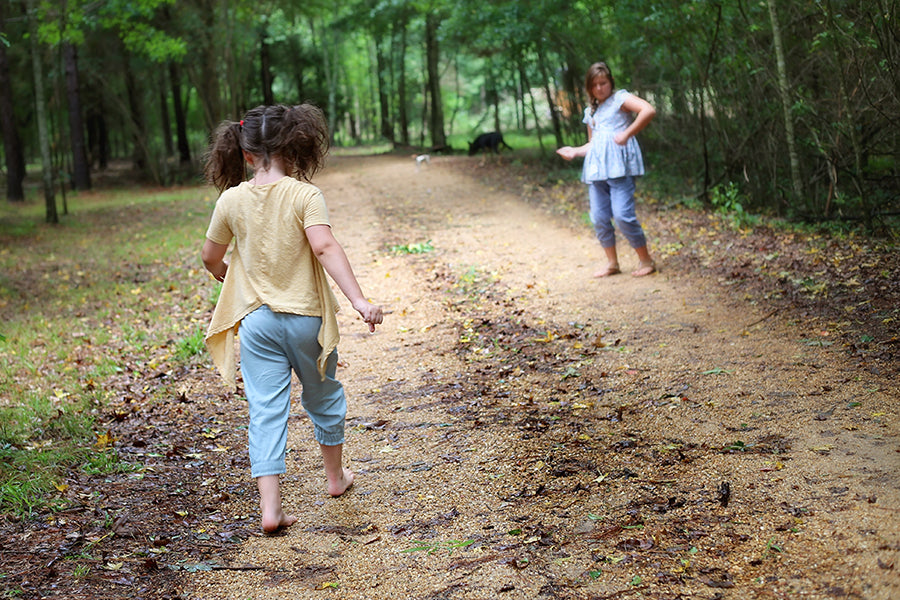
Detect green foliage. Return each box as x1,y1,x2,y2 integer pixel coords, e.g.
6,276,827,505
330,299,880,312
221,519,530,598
34,0,186,60
390,240,434,254
710,183,758,229
71,564,91,579
5,0,897,229
81,449,141,476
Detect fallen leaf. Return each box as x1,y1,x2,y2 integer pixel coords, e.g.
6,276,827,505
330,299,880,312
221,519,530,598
95,431,117,448
316,582,340,590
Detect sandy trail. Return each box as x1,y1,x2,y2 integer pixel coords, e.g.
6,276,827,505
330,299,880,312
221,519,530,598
185,155,898,600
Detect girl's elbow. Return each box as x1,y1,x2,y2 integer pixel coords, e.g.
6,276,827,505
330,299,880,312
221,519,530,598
201,249,218,268
310,240,337,259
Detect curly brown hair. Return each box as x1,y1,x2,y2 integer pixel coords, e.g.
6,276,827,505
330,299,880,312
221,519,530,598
204,104,330,192
585,62,616,115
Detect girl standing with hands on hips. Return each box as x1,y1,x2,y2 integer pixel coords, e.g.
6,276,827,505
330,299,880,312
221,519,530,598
201,104,383,533
557,62,657,277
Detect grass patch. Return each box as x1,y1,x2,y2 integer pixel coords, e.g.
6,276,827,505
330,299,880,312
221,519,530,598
0,185,216,516
390,240,434,254
175,324,207,362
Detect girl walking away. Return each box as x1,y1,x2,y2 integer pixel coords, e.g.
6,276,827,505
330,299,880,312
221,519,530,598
557,62,657,277
201,104,383,533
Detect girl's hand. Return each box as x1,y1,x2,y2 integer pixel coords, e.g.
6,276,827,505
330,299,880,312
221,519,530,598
214,261,228,282
614,132,629,146
202,239,230,282
556,147,576,161
353,300,383,333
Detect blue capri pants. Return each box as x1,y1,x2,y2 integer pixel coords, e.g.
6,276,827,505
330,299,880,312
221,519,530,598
588,176,647,249
239,305,346,478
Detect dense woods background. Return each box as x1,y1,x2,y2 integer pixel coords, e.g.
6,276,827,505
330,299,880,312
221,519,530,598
1,0,897,230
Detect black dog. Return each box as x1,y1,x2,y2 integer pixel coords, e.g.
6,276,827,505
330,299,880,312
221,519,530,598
468,132,512,156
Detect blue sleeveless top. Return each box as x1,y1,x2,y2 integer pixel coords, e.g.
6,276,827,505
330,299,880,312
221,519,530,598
581,89,645,183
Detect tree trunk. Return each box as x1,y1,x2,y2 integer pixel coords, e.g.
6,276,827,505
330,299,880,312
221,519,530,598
766,0,804,202
87,106,109,170
519,59,545,154
123,56,158,183
488,58,501,133
822,0,866,219
562,55,582,134
63,43,91,190
159,70,174,158
260,25,275,105
425,13,445,148
169,62,191,164
698,4,723,202
375,38,393,142
516,66,526,131
538,56,563,147
195,0,221,131
0,2,25,202
311,17,339,141
27,0,57,223
397,17,409,146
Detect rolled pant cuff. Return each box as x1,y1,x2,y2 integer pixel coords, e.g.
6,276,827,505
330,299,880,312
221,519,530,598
315,429,345,446
250,459,286,479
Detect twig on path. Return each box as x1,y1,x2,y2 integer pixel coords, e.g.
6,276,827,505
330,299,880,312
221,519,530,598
448,553,500,571
745,309,778,329
165,562,266,572
207,563,266,571
595,586,649,599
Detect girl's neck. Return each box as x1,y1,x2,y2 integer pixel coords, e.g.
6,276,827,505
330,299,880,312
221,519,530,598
249,162,287,186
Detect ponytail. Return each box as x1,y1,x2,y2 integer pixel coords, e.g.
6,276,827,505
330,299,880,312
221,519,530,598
279,104,329,182
204,121,245,193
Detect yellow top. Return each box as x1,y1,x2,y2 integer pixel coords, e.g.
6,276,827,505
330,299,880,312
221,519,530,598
204,177,340,388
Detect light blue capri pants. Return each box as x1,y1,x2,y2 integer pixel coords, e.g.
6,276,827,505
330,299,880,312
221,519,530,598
588,176,647,249
239,305,346,478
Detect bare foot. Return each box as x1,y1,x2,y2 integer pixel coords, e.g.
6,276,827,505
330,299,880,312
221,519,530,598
261,510,297,534
631,260,656,277
593,263,621,278
327,467,355,497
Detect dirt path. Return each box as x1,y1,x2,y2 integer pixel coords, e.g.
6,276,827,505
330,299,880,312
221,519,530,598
184,155,898,600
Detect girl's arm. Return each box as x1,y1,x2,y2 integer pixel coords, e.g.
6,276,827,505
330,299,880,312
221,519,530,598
615,94,656,145
306,224,383,332
202,239,229,282
556,126,592,161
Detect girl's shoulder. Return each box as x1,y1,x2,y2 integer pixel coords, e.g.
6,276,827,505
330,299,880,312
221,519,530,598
271,176,319,191
279,179,326,216
216,181,250,205
281,177,324,202
611,89,632,107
